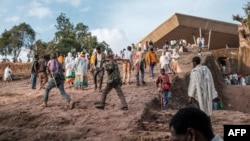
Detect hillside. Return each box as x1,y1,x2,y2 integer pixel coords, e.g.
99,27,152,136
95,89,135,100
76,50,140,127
0,47,250,141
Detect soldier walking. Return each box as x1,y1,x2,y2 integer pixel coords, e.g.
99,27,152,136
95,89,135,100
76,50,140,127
95,54,128,110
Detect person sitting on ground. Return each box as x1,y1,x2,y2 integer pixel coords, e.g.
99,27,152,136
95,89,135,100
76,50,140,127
169,107,224,141
3,64,12,83
245,74,250,85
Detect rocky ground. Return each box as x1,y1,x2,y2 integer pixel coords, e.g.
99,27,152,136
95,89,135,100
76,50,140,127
0,48,250,141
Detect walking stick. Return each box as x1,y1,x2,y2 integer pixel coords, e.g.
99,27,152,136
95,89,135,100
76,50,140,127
158,91,163,110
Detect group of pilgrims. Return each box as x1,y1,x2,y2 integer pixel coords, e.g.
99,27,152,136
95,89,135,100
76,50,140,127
60,44,182,91
64,51,88,89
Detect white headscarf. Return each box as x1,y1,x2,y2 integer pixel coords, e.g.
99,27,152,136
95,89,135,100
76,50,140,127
65,52,73,65
172,49,180,59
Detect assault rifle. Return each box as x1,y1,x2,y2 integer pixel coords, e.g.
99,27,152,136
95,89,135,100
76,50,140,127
51,73,58,88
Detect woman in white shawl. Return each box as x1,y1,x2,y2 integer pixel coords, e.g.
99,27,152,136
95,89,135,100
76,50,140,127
65,52,74,85
3,65,12,83
160,50,171,74
170,49,182,75
73,52,88,90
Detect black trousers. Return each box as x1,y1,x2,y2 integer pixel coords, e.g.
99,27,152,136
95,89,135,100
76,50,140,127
100,82,127,108
93,67,104,89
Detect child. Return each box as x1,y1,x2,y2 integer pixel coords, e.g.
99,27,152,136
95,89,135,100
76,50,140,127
156,68,172,110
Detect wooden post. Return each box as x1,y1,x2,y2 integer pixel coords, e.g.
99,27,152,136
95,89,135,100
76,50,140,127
193,34,196,45
208,30,212,50
199,28,202,38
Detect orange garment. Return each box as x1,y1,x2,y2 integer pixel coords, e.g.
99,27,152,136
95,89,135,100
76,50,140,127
122,62,132,83
145,51,159,66
57,55,64,66
171,59,182,74
90,54,96,65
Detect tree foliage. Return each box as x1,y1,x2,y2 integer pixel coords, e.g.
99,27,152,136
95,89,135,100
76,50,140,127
0,13,112,61
54,13,112,55
0,23,35,62
233,2,250,41
0,30,12,57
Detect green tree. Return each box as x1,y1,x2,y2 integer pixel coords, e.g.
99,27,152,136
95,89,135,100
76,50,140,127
233,2,250,41
0,30,12,60
34,40,48,57
54,13,76,55
0,23,35,62
54,13,106,55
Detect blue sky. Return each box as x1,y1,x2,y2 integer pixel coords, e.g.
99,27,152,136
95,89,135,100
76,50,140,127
0,0,248,61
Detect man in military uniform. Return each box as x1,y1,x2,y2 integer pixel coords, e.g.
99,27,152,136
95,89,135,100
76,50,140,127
95,54,128,110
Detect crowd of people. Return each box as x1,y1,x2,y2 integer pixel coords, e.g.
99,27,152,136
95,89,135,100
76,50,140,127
1,40,232,140
2,40,222,113
224,73,250,85
24,41,187,111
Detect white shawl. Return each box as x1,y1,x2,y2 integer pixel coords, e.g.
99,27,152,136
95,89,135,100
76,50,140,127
188,65,218,116
73,57,88,76
3,66,12,81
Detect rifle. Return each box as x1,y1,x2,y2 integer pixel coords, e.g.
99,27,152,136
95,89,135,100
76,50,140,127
51,73,58,88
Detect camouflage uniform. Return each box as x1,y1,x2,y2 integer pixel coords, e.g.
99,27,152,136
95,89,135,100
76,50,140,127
96,60,128,110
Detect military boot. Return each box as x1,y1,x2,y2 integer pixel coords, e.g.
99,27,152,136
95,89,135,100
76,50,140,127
95,105,104,110
95,104,104,110
69,101,75,110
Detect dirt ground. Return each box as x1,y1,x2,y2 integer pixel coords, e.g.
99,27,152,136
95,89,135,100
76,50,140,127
1,48,250,141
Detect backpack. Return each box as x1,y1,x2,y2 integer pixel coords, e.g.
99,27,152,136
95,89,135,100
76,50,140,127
51,59,65,81
160,74,171,90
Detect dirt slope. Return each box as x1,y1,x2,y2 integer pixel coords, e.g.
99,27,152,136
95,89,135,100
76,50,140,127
0,47,250,141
